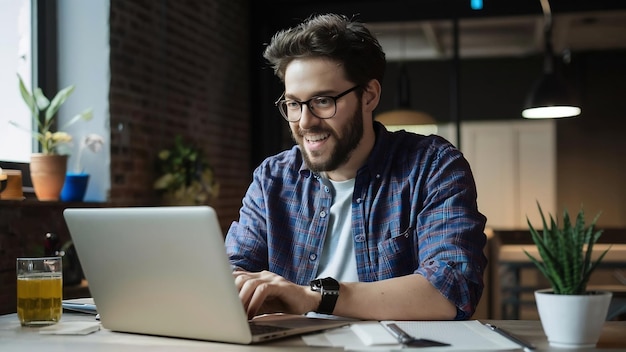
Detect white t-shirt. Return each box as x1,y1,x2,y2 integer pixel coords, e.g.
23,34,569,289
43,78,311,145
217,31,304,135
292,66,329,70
315,178,359,282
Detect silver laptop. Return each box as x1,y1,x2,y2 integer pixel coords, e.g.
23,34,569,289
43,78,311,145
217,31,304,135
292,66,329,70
63,206,348,344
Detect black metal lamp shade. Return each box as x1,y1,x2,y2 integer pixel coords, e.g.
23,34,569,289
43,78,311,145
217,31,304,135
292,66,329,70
522,72,581,119
522,0,581,119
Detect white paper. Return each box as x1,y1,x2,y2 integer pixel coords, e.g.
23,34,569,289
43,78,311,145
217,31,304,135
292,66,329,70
39,321,101,335
302,320,521,351
380,320,520,350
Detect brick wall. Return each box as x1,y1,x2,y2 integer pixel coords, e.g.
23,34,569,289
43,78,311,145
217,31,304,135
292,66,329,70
0,201,102,314
0,0,251,315
108,0,251,232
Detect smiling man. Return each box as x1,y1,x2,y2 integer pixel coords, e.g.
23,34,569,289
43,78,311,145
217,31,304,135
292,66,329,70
225,13,487,321
283,59,372,180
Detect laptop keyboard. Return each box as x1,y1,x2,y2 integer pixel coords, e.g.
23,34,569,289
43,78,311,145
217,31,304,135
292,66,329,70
249,322,291,335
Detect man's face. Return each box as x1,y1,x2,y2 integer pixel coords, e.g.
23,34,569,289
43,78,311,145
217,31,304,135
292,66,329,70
284,58,364,173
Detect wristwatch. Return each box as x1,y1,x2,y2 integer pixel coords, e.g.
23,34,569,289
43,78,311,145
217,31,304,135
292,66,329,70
309,277,340,314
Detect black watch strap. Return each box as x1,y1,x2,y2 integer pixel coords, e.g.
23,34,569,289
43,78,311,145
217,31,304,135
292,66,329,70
310,277,340,315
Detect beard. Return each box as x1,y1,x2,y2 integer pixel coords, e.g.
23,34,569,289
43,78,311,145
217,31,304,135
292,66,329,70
292,106,364,173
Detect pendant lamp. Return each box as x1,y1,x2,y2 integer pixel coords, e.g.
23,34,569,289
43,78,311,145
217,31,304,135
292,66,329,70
522,0,581,119
376,63,437,134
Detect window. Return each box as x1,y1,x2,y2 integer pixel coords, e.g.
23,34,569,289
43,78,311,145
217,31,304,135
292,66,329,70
0,0,33,163
2,0,111,201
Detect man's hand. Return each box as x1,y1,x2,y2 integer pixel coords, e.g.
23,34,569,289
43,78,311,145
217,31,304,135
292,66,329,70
233,272,457,321
233,270,319,319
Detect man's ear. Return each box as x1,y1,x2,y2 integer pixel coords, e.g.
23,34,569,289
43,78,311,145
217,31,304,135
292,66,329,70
362,79,381,113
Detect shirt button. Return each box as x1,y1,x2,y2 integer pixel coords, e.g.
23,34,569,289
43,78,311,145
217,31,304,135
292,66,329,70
309,253,317,261
324,186,330,193
376,174,381,179
355,234,365,242
320,210,327,218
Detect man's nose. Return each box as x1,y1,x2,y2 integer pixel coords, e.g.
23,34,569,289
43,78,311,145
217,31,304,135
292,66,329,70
298,104,319,129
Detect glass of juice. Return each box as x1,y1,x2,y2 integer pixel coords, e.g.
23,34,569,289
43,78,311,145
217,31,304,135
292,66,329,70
16,257,63,326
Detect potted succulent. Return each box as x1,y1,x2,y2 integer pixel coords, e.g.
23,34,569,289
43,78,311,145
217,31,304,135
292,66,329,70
10,74,93,201
525,203,612,348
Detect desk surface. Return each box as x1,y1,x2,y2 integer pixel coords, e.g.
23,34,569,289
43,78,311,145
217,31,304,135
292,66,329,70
1,312,625,351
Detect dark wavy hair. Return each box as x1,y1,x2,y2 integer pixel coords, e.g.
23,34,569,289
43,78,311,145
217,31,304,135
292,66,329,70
263,13,386,87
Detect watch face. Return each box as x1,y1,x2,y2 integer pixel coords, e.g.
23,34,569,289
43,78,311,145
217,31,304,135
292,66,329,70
321,277,340,290
310,279,322,291
310,277,339,291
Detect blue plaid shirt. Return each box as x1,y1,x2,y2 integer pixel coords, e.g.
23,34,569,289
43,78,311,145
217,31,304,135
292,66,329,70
225,122,487,319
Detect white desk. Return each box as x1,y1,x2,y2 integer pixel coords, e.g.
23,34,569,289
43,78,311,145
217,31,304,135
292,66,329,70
1,312,334,351
1,312,625,351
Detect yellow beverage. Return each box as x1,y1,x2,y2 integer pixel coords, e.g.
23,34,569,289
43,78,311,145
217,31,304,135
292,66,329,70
17,273,62,326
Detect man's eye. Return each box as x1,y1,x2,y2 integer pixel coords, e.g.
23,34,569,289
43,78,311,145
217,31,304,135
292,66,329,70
313,97,332,107
285,101,300,109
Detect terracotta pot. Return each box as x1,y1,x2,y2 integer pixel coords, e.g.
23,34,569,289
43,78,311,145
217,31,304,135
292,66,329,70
30,154,68,201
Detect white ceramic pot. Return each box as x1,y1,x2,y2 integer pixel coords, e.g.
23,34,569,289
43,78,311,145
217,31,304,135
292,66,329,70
535,289,613,348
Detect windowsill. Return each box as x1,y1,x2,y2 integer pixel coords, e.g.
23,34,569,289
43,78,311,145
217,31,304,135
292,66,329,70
0,198,106,206
0,187,108,205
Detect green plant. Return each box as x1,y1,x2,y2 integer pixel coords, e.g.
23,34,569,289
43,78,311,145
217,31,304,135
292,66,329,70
10,74,93,155
525,203,610,295
153,135,219,204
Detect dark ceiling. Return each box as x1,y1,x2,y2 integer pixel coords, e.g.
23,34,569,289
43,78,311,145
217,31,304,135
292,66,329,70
257,0,626,26
252,0,626,58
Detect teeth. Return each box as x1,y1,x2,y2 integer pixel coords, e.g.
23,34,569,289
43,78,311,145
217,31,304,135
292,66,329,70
305,133,330,142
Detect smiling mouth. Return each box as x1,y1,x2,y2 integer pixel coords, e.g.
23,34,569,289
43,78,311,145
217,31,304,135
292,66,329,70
304,132,330,143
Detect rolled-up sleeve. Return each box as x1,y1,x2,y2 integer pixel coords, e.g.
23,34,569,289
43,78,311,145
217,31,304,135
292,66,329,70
413,142,487,319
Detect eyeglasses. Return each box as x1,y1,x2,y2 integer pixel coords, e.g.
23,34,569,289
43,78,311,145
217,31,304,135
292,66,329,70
274,85,360,122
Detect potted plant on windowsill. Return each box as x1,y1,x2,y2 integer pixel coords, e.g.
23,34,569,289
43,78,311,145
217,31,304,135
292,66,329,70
525,203,612,348
10,74,93,201
60,133,105,202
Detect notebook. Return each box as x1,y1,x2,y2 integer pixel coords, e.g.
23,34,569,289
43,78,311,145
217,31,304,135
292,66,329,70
63,206,349,344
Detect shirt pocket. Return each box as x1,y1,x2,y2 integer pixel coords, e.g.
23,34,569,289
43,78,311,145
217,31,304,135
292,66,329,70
375,225,416,278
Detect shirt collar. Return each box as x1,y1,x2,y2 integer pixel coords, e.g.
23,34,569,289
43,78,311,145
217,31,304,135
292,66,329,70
361,121,392,178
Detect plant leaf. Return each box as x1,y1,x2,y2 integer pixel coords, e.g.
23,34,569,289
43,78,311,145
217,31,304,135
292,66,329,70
560,209,576,293
17,74,37,114
528,212,565,293
61,108,94,129
33,88,50,111
526,203,607,295
45,84,75,122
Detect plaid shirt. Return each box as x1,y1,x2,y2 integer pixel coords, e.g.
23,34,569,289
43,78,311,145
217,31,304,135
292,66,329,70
225,122,487,319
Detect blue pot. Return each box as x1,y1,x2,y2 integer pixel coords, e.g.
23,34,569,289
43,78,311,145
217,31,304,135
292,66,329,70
60,173,90,202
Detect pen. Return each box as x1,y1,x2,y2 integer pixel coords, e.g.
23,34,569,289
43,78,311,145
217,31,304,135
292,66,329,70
485,323,536,351
386,323,414,344
62,302,98,315
385,323,450,347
